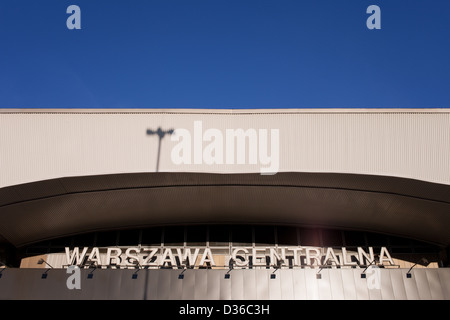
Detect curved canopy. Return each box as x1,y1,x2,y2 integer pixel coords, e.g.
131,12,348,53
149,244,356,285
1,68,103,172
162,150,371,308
0,172,449,247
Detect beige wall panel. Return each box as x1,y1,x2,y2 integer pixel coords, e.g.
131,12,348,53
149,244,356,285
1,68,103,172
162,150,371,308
1,109,449,188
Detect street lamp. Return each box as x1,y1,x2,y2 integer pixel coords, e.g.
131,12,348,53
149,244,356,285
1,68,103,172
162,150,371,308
271,259,284,279
225,258,235,279
406,258,429,278
361,259,377,279
37,258,53,279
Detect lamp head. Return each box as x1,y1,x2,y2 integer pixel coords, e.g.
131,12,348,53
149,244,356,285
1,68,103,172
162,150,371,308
276,259,284,268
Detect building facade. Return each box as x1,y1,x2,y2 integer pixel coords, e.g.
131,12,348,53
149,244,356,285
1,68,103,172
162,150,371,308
0,108,449,299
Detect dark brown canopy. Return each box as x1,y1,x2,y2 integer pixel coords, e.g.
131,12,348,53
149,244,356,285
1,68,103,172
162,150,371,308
0,172,449,247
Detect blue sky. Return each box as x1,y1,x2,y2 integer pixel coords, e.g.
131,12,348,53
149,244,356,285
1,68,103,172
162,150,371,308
0,0,449,109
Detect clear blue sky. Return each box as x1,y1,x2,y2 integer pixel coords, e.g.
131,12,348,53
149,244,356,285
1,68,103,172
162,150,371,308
0,0,449,109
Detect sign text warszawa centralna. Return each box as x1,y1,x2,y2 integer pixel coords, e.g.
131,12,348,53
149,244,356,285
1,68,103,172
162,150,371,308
65,246,394,268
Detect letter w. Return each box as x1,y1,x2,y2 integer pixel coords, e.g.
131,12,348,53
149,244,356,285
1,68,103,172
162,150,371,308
177,248,200,266
65,247,88,265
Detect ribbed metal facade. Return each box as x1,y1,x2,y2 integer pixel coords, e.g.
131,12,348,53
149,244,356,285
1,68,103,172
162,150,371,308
1,109,449,301
1,109,449,188
0,268,449,300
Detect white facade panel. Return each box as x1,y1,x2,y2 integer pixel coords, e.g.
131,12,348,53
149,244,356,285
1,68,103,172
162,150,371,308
280,269,295,300
380,269,395,300
329,269,345,300
206,270,221,300
219,271,232,300
231,268,246,300
267,270,282,299
2,268,448,300
425,269,445,300
169,269,183,300
292,269,308,300
437,269,450,300
0,109,449,188
389,269,408,300
317,269,332,300
255,269,270,300
341,269,357,300
353,269,370,300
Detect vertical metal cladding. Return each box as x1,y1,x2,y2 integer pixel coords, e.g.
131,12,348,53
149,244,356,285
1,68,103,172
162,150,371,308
1,268,448,300
0,109,449,188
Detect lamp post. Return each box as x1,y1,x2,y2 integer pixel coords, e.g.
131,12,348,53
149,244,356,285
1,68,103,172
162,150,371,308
225,258,235,279
361,259,377,278
271,259,284,279
37,258,54,279
406,258,429,278
37,258,54,269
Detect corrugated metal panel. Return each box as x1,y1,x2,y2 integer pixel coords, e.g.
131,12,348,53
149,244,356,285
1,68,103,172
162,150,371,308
353,268,370,300
230,268,245,300
402,270,420,300
340,269,357,299
157,269,171,300
292,268,307,300
414,269,433,300
78,269,103,299
115,269,147,300
389,269,408,300
329,269,345,300
169,269,183,300
181,269,195,300
1,110,449,188
367,283,382,299
194,269,208,299
317,269,332,300
437,268,450,299
380,269,395,300
268,270,281,300
304,269,320,300
255,269,269,300
280,269,295,300
147,269,160,300
0,268,450,299
241,269,256,300
425,269,445,300
206,270,221,300
219,271,232,300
